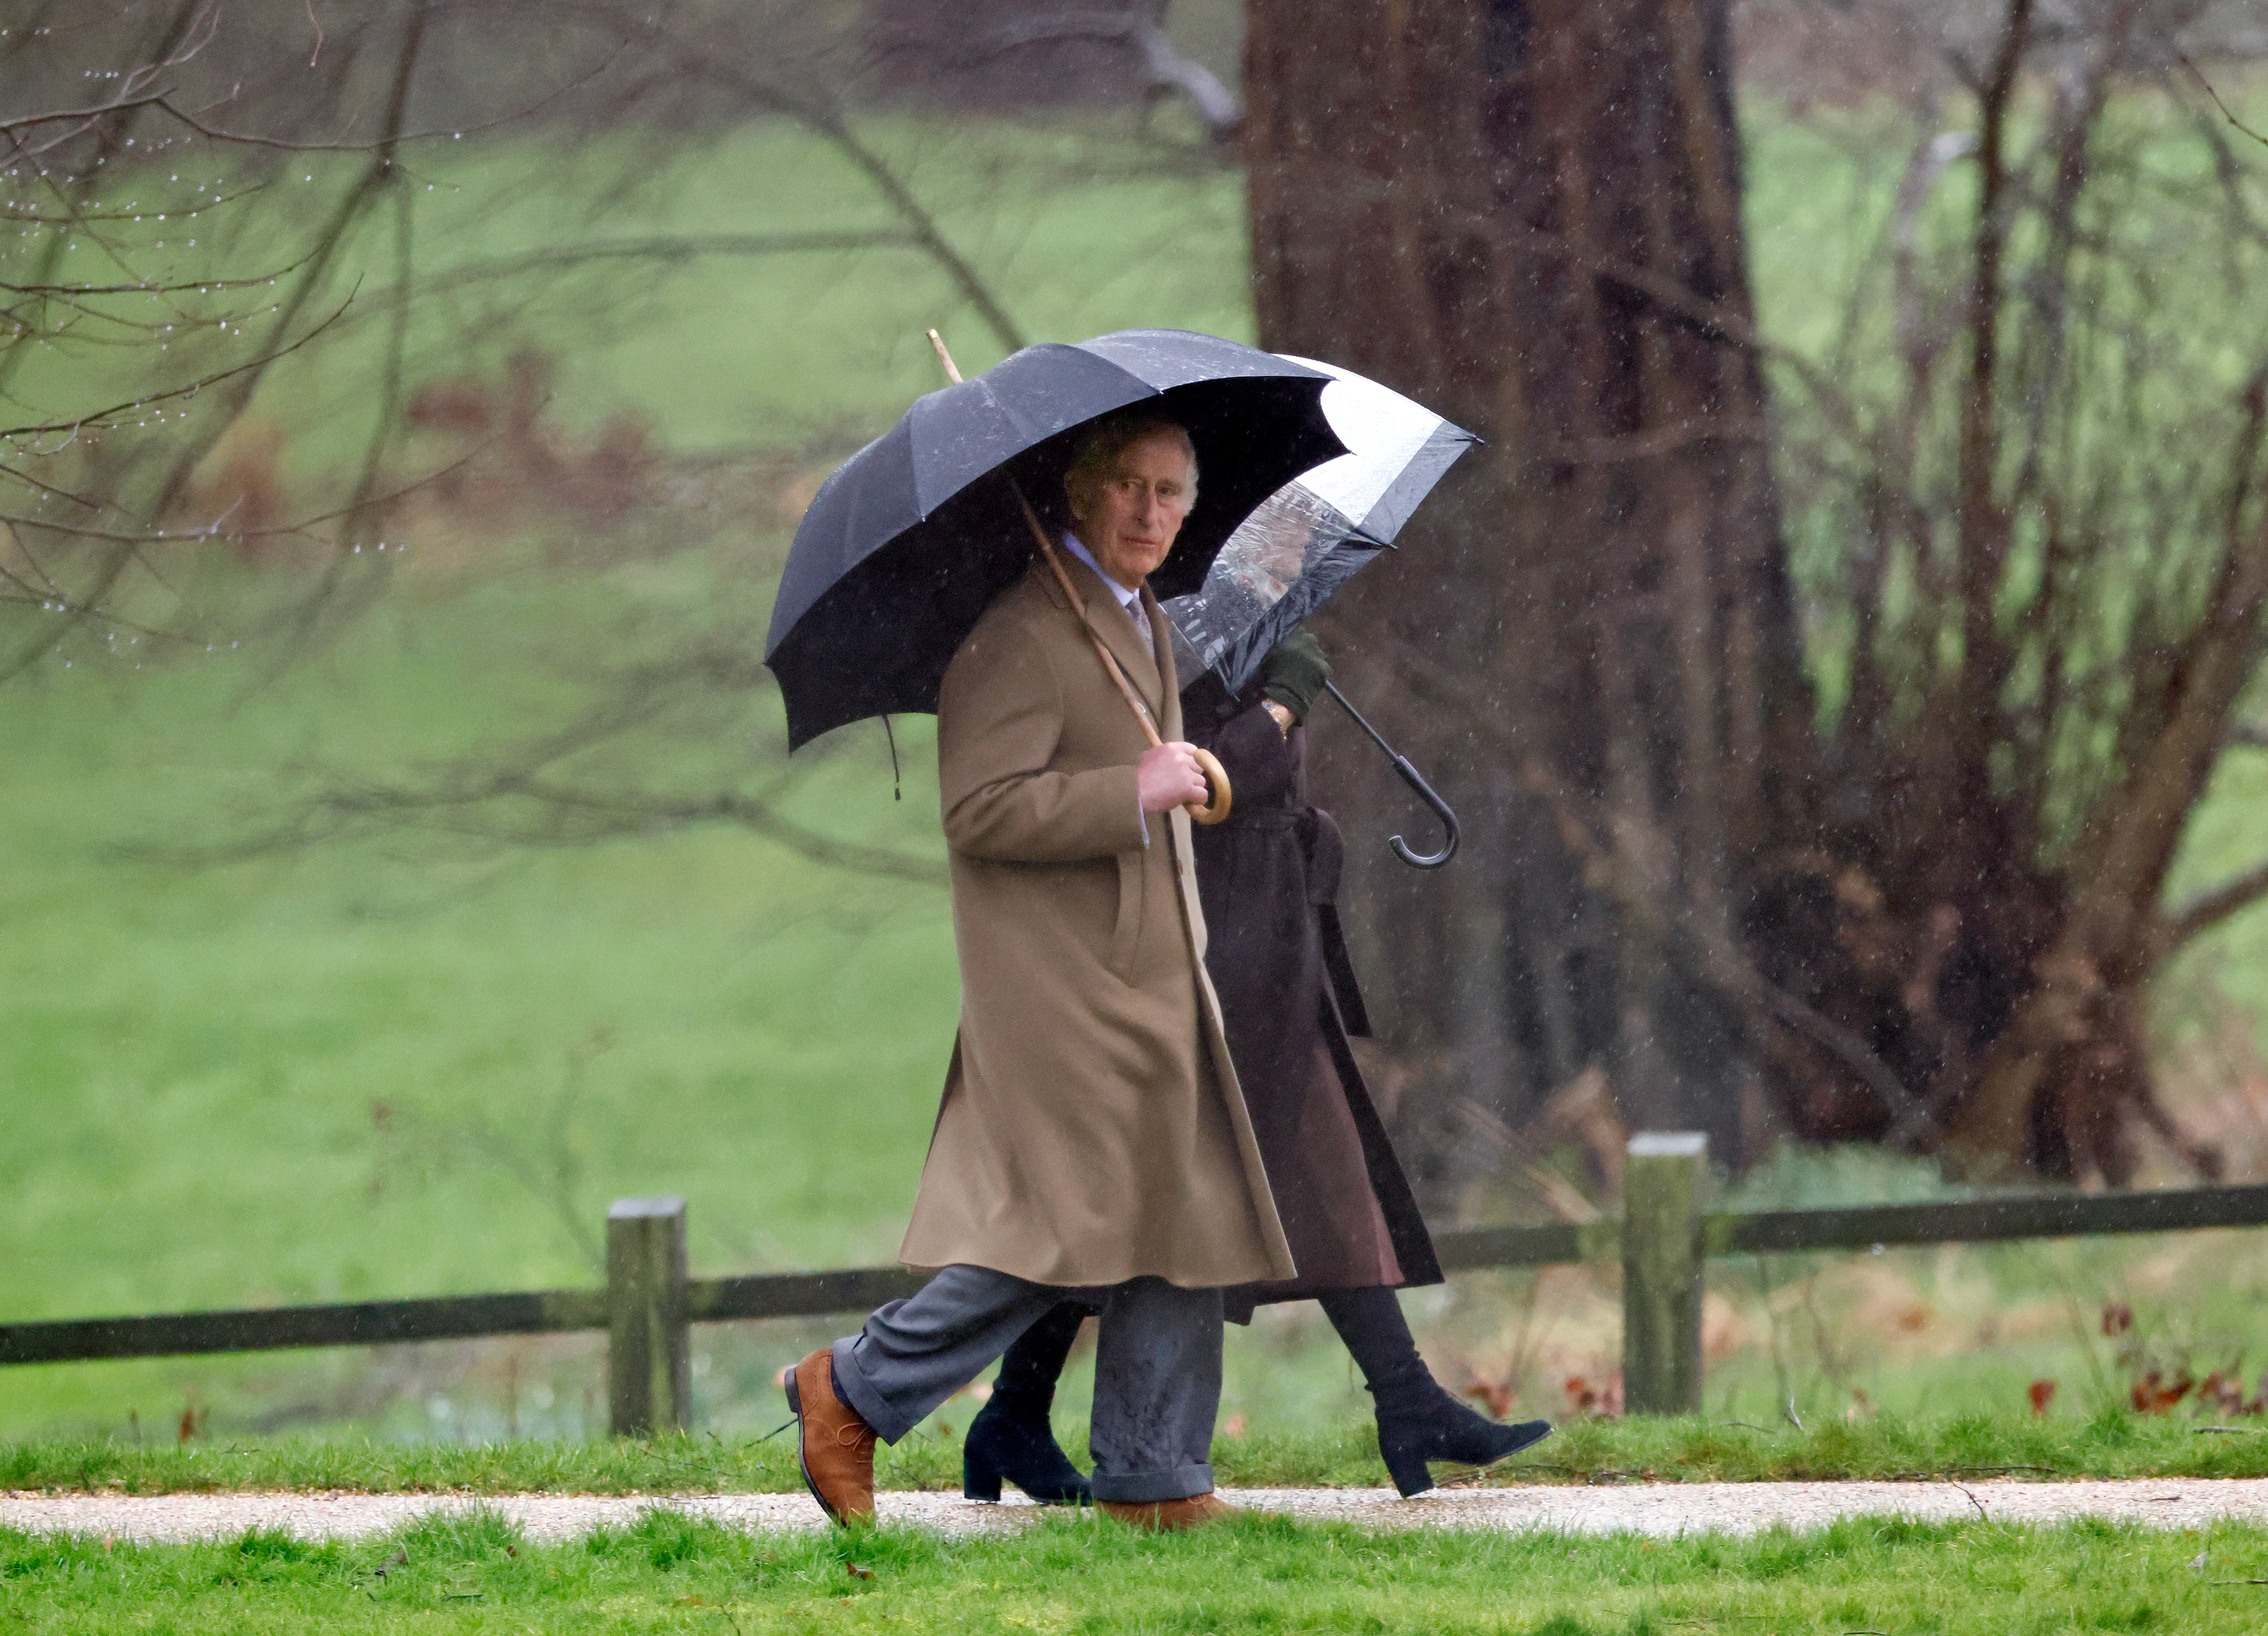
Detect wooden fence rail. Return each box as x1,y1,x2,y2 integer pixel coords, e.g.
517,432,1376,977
10,1139,2268,1433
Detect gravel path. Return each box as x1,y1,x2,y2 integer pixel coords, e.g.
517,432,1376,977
10,1480,2268,1543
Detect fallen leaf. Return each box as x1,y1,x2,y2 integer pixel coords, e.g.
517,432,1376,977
2131,1370,2196,1415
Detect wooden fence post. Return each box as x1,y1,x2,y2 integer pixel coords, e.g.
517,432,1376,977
1622,1132,1706,1415
607,1197,689,1437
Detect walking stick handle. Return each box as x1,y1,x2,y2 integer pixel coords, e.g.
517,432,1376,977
1187,747,1232,825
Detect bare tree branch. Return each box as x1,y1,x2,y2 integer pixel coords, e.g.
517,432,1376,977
0,445,478,544
0,297,350,442
154,770,949,886
352,231,922,314
2182,52,2268,151
124,39,628,155
0,2,219,162
638,18,1027,355
2165,860,2268,951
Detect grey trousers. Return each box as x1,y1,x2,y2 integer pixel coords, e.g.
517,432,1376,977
831,1265,1223,1504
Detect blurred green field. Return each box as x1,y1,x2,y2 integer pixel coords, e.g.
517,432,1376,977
7,99,2268,1446
0,574,955,1432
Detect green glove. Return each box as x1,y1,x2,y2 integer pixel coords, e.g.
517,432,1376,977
1258,629,1331,724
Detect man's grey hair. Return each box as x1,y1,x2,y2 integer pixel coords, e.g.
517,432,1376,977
1063,411,1199,517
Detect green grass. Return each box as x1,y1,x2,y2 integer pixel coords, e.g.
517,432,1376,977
11,1410,2268,1495
9,1509,2268,1634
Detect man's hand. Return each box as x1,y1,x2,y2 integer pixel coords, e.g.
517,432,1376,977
1137,741,1211,813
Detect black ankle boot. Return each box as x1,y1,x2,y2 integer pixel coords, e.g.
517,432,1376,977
1373,1376,1553,1498
961,1390,1092,1504
1316,1286,1553,1498
962,1300,1094,1505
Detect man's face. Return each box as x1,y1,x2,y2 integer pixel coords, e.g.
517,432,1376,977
1074,430,1195,591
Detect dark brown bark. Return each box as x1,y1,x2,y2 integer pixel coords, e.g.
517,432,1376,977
1245,0,1803,1177
1244,0,2266,1193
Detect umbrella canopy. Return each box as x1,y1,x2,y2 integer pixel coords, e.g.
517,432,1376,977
1163,358,1475,699
764,329,1345,750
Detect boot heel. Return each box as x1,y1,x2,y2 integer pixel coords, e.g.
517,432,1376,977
962,1441,1005,1503
1379,1435,1434,1499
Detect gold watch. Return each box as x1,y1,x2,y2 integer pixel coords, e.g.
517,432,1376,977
1261,699,1296,738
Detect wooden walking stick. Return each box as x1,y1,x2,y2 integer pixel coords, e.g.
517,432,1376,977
928,329,1230,825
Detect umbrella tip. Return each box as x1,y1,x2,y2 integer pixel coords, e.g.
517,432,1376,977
927,330,964,386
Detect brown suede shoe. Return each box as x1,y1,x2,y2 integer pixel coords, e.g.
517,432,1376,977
784,1346,876,1526
1097,1492,1241,1531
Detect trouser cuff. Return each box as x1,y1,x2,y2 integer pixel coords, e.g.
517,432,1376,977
830,1337,916,1445
1089,1461,1215,1504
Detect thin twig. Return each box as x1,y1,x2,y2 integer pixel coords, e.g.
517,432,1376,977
140,42,627,154
0,249,305,299
2180,54,2268,151
2163,861,2268,952
0,447,479,545
348,231,922,316
0,296,350,441
1946,1476,1987,1522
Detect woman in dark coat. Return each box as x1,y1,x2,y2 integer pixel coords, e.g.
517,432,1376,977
960,634,1551,1501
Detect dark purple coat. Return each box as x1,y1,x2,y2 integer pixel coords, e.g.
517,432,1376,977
1187,689,1443,1322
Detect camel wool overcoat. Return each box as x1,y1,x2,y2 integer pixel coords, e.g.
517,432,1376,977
897,552,1298,1290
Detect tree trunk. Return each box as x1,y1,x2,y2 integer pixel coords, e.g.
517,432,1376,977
1245,0,1805,1180
1244,0,2257,1198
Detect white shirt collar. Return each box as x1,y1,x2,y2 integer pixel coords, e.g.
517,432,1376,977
1061,532,1142,615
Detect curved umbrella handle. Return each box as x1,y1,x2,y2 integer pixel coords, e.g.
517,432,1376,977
1323,681,1458,869
1383,750,1458,868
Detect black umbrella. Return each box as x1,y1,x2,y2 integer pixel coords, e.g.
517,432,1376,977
764,329,1347,752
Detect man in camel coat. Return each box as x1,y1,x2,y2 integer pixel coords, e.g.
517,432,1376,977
784,410,1295,1531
